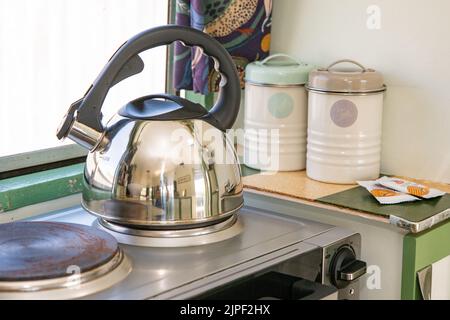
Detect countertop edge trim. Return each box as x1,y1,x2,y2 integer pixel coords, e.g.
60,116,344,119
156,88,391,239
243,187,390,225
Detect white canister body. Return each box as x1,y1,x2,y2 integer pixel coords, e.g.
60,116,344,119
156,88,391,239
306,92,383,184
306,60,386,184
242,54,314,171
244,83,307,171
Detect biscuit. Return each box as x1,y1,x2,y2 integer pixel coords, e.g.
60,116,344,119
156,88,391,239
407,186,430,197
371,189,398,197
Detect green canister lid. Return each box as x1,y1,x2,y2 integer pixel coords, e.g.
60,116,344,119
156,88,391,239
245,54,315,86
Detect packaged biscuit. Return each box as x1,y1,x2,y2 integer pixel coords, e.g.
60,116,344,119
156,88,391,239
357,180,419,204
376,176,445,199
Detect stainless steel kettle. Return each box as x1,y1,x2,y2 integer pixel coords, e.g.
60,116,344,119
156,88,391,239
57,25,243,229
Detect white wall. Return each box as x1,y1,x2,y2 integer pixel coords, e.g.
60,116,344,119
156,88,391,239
270,0,450,183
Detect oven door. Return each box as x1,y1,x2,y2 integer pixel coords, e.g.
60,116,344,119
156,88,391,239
188,244,341,300
194,271,338,300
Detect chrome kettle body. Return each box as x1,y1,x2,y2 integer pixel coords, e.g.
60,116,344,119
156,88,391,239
57,26,243,228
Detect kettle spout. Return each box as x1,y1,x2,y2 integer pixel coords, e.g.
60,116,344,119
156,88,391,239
56,99,105,151
66,120,104,151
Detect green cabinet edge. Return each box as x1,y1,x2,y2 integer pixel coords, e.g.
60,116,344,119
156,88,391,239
401,219,450,299
0,163,84,213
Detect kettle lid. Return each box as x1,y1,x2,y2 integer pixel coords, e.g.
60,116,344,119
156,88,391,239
119,94,208,120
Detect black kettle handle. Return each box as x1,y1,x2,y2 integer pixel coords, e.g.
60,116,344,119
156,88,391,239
76,25,240,132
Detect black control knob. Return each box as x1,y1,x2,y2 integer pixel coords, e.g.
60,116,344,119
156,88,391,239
329,246,367,289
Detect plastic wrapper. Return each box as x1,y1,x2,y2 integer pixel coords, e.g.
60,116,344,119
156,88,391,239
377,176,445,199
357,180,419,204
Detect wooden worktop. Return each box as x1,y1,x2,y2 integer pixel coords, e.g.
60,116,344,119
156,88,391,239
243,170,355,201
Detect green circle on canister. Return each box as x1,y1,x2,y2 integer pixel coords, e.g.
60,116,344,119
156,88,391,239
268,93,294,118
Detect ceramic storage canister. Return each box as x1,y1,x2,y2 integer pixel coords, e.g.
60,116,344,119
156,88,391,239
305,59,387,184
243,54,315,171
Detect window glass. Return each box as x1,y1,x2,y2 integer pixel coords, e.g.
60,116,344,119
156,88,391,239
0,0,169,159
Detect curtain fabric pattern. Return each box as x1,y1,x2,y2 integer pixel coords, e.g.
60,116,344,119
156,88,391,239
173,0,273,95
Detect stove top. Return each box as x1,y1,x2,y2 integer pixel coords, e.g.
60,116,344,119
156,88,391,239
17,205,340,299
0,222,118,281
0,221,132,300
95,214,243,247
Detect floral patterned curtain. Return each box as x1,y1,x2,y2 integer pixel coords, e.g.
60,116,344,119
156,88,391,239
173,0,273,95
